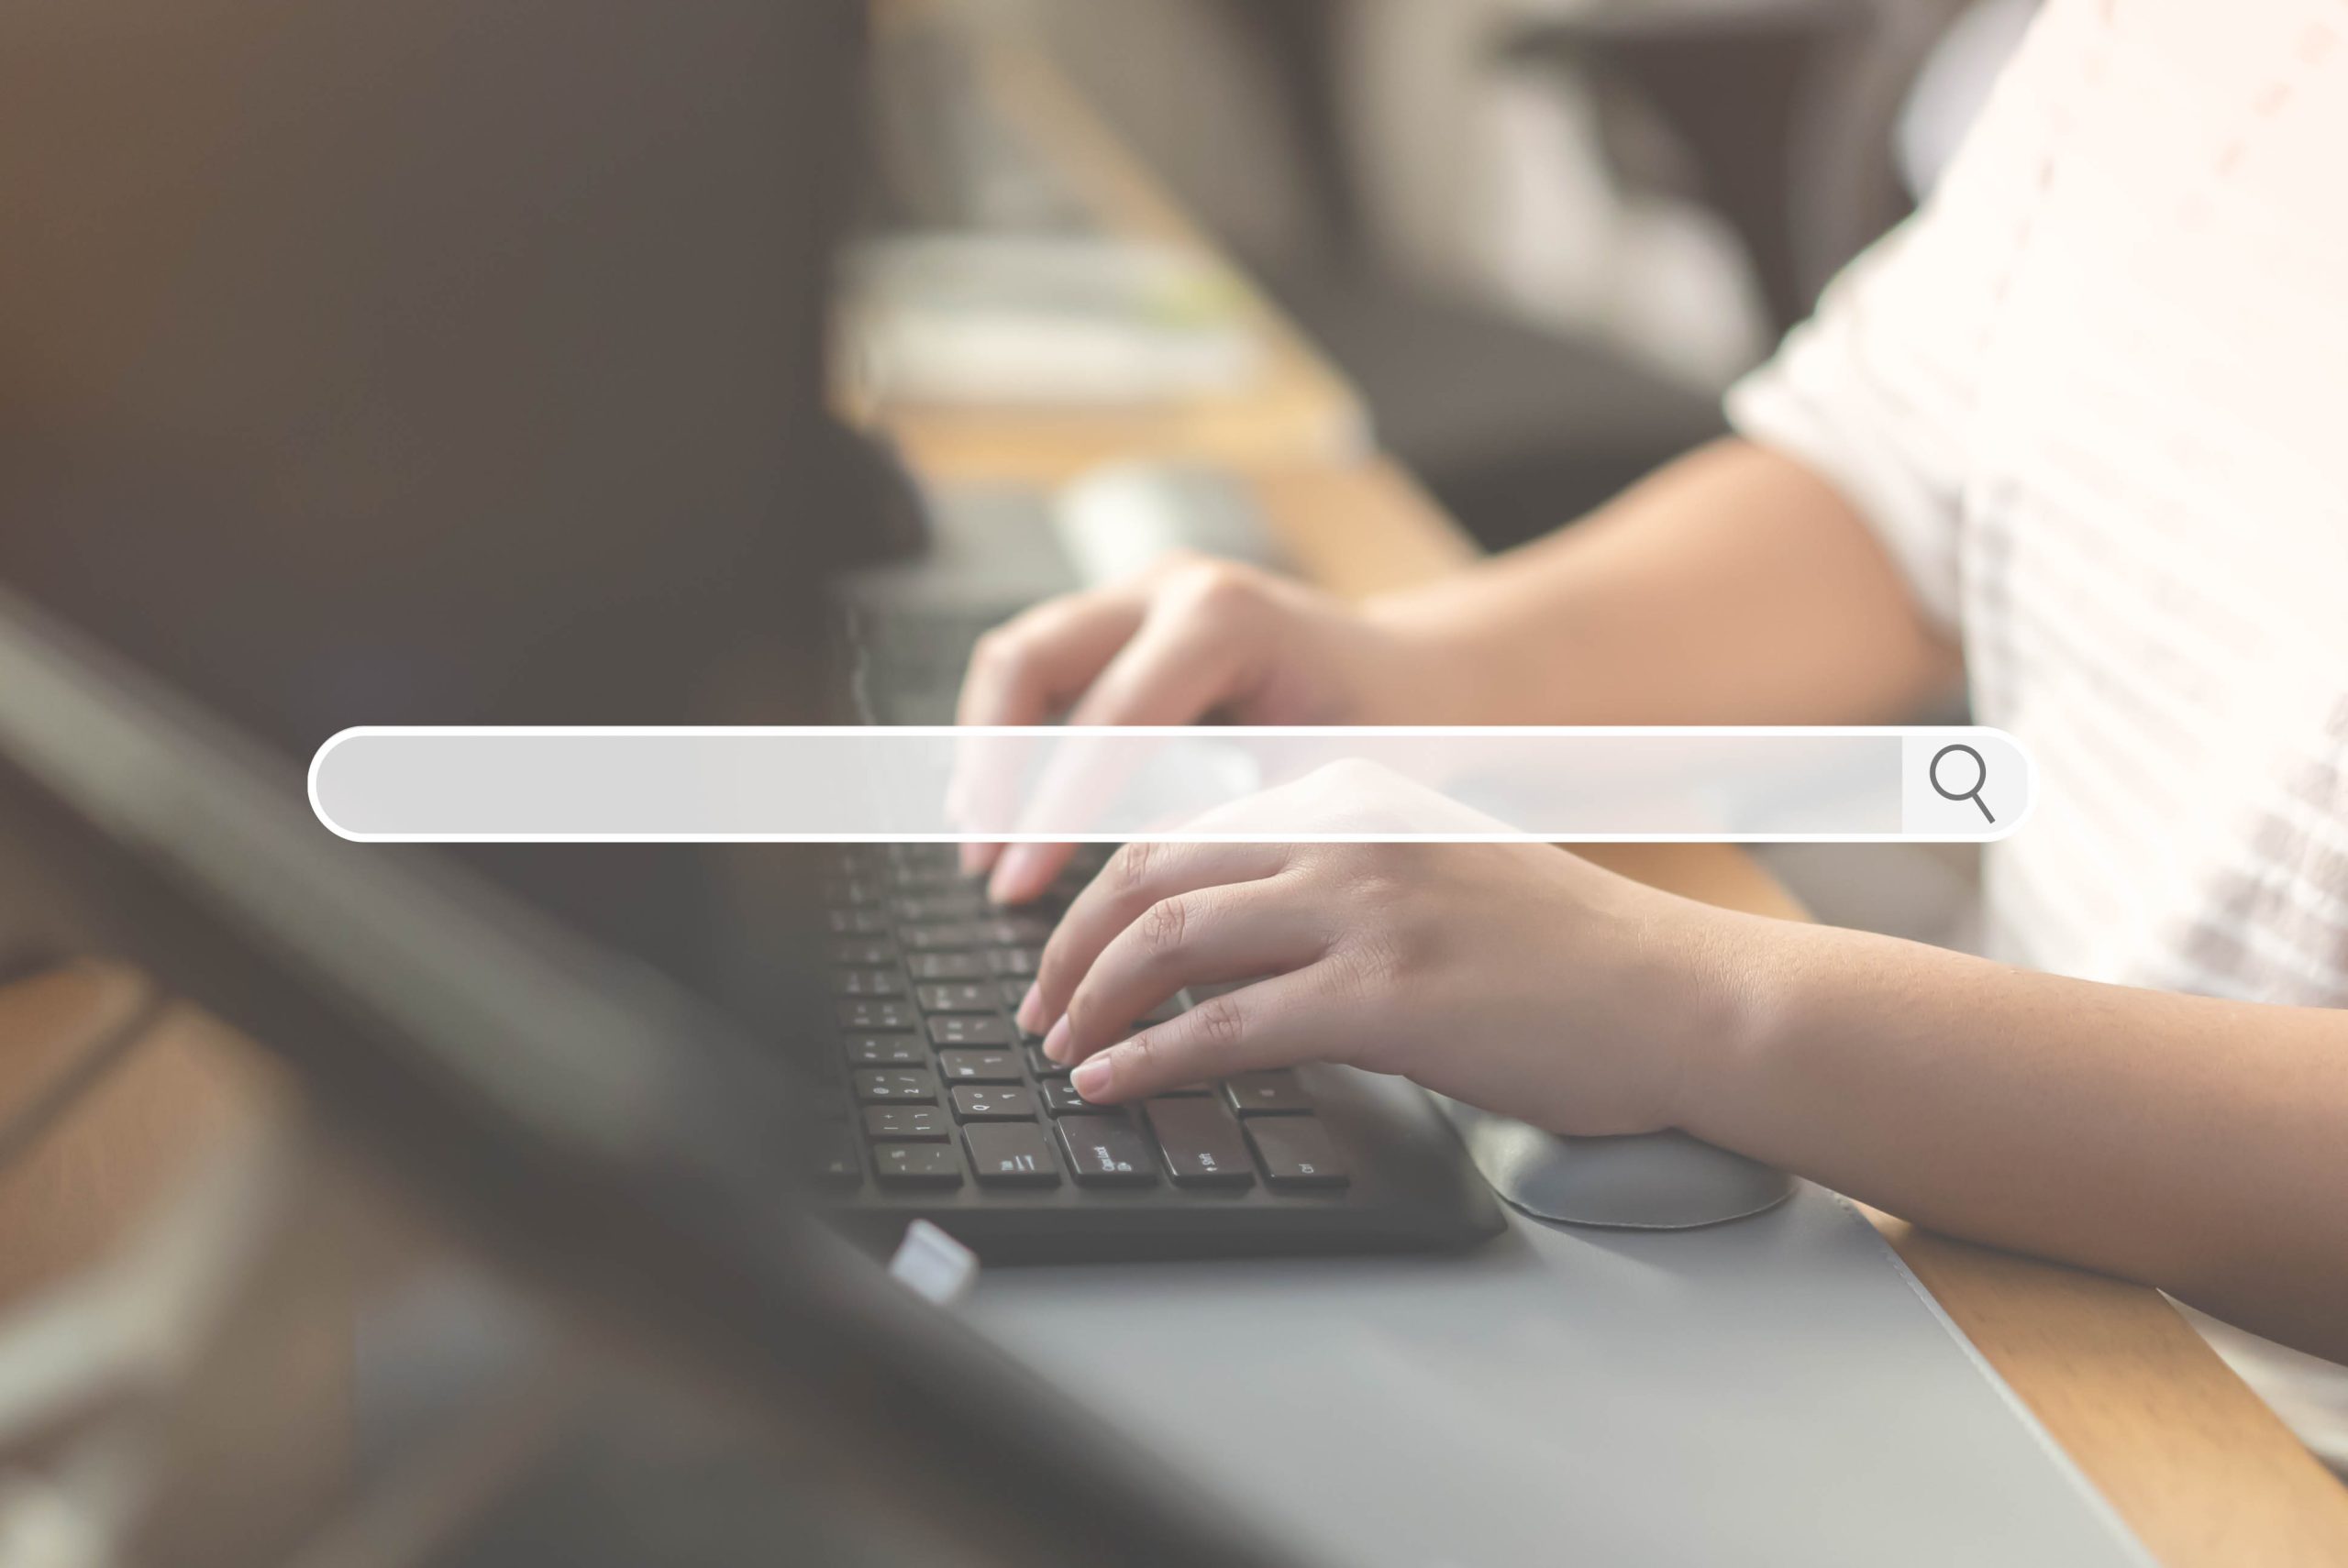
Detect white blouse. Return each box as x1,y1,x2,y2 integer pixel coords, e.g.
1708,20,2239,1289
1729,0,2348,1472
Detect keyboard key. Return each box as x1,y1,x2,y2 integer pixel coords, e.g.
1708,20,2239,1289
853,1069,937,1104
936,1049,1022,1083
1040,1080,1121,1116
1025,1045,1070,1078
983,915,1056,946
834,967,905,998
901,921,987,952
986,946,1044,979
1145,1099,1256,1187
864,1106,949,1141
843,1034,925,1067
826,907,889,936
896,889,986,922
837,999,916,1032
829,938,897,966
890,863,972,890
950,1085,1037,1121
999,979,1032,1010
1056,1117,1159,1186
928,1015,1011,1047
1156,1084,1213,1098
909,953,987,982
964,1122,1060,1186
1224,1070,1312,1115
917,983,996,1014
872,1143,963,1187
823,878,881,905
1245,1116,1348,1187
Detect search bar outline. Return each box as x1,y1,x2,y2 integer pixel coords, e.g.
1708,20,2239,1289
308,725,2035,845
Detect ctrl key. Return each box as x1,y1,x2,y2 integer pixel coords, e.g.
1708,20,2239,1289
872,1143,963,1188
1244,1116,1349,1188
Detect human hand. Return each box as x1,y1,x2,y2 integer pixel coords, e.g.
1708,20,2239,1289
951,555,1467,903
1013,768,1761,1138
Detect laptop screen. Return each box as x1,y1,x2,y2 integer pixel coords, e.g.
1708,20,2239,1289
0,0,877,1020
0,0,872,742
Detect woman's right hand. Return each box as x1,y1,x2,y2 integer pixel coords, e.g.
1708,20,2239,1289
952,552,1467,902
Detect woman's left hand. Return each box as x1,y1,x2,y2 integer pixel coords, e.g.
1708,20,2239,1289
1016,818,1763,1139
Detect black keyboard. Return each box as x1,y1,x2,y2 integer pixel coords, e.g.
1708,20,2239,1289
808,843,1507,1262
845,602,1010,726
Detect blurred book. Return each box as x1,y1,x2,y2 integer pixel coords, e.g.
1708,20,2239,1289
843,234,1265,407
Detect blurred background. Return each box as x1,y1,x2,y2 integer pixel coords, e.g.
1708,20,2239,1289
861,0,2032,945
0,5,2071,1563
958,0,2023,545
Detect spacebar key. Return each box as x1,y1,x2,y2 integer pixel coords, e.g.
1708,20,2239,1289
1055,1117,1159,1186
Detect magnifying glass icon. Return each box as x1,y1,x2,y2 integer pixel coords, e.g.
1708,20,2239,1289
1929,744,1995,823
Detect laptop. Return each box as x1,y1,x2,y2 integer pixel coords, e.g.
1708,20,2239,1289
0,0,1501,1262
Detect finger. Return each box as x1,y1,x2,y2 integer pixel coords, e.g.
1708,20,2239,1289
1060,596,1254,729
988,602,1257,903
958,548,1217,734
1050,879,1328,1063
953,588,1149,729
1068,963,1356,1103
1020,839,1290,1033
950,590,1144,875
943,729,1052,874
983,730,1140,905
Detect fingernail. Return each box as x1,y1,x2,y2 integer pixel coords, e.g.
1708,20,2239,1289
1042,1015,1070,1064
1015,984,1043,1032
989,845,1044,905
1071,1051,1113,1101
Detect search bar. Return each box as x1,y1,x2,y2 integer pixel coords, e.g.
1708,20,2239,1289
310,727,2033,844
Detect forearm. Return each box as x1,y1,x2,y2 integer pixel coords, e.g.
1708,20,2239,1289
1371,438,1962,724
1690,916,2348,1359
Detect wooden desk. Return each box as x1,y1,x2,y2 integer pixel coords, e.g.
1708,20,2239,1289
853,15,1367,487
865,17,2348,1568
0,967,350,1558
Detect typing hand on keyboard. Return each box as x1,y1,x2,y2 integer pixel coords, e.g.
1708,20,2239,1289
947,555,1476,905
1013,764,1756,1144
825,841,1375,1199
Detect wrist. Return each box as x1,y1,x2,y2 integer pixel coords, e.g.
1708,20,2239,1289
1356,591,1519,724
1658,905,1810,1143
